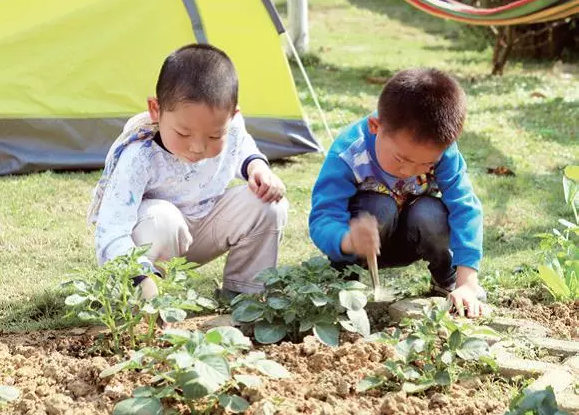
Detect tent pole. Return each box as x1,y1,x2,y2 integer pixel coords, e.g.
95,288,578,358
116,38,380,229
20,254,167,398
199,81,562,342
284,32,332,156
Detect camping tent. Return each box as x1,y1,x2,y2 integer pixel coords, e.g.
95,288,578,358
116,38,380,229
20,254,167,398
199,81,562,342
0,0,322,175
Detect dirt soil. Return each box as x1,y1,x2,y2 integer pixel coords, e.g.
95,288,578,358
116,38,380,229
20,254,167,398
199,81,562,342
496,297,579,339
0,317,512,415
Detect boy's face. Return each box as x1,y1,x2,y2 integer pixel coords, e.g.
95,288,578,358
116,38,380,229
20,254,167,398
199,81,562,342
147,98,231,163
370,117,445,179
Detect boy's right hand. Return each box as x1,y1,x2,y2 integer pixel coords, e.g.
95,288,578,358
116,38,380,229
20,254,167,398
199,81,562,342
341,213,380,257
137,276,159,301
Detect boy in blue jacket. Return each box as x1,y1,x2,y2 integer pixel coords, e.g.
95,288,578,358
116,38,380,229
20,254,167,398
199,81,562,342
309,68,486,318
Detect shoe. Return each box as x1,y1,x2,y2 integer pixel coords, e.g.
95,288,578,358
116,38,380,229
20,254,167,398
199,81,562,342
213,287,242,306
429,279,487,302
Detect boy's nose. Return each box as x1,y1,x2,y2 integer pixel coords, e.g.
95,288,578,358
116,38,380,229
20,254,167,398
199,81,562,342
188,140,207,154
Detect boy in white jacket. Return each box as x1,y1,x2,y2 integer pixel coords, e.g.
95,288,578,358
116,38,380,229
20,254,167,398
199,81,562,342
88,44,288,300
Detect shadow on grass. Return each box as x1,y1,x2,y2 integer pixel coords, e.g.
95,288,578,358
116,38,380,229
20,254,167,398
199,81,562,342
0,289,74,332
494,98,578,146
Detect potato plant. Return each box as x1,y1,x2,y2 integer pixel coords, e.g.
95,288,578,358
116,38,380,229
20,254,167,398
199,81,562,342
100,327,290,415
536,166,578,302
505,386,570,415
358,301,499,394
63,248,216,353
231,257,370,347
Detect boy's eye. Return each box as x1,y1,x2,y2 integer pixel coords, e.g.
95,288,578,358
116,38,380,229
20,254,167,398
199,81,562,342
209,136,222,140
175,130,189,138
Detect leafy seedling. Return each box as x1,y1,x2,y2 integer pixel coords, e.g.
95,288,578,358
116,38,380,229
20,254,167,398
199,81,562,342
231,257,371,347
358,301,499,394
101,326,290,414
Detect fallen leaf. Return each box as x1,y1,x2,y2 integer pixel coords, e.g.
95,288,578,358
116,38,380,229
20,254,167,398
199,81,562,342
366,76,389,85
486,166,515,176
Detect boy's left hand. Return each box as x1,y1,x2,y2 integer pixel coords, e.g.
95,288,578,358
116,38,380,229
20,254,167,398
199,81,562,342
248,159,286,203
448,266,487,318
449,283,484,318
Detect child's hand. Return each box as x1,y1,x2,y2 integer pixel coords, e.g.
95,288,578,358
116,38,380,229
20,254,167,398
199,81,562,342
449,284,484,318
342,212,380,257
248,160,286,203
448,267,488,318
138,276,159,300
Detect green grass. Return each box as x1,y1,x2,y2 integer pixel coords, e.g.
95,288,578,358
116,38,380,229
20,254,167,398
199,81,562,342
1,0,578,331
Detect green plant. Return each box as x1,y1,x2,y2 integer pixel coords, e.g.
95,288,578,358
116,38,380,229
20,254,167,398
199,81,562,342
504,386,570,415
63,248,216,353
0,385,19,408
101,326,289,415
536,166,579,301
358,301,499,394
231,257,370,347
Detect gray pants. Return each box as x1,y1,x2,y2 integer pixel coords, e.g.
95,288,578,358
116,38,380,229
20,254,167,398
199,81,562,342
132,185,288,293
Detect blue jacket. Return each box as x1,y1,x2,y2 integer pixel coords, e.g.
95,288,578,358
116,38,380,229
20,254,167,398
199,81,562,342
309,115,483,271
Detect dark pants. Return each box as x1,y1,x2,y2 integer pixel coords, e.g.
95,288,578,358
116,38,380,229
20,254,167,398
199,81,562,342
333,192,456,289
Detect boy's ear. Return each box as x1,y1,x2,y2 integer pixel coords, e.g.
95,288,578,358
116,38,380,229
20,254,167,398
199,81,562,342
147,97,160,123
368,117,380,134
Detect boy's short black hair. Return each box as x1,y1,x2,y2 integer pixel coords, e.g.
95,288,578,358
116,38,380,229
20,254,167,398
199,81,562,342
156,44,238,113
378,68,466,148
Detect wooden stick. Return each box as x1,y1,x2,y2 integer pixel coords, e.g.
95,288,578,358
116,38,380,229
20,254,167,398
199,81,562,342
367,253,380,297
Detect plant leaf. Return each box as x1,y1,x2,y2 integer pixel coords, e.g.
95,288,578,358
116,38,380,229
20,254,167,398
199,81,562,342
168,350,195,369
159,308,187,323
207,327,251,349
338,318,357,332
538,265,571,300
346,309,370,337
194,356,230,392
141,303,158,315
132,386,155,398
298,283,321,294
402,381,435,394
267,296,291,310
218,394,250,413
100,361,133,378
112,397,163,415
232,301,264,323
313,323,340,347
283,310,296,324
254,359,291,378
78,311,98,321
205,330,222,344
179,370,208,400
0,385,19,402
456,338,490,361
342,281,367,290
255,321,287,344
440,350,453,366
338,289,367,311
161,329,192,342
434,370,451,386
65,294,88,306
479,355,499,372
356,376,383,392
299,320,314,333
310,294,329,307
234,374,262,388
449,329,462,351
396,336,425,361
196,296,218,309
